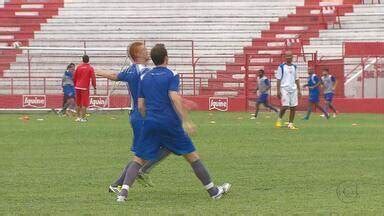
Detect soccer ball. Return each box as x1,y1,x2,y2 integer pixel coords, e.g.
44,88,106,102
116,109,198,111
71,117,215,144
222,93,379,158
12,41,21,49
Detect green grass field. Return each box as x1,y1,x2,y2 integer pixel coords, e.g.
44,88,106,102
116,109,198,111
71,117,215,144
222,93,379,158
0,111,383,215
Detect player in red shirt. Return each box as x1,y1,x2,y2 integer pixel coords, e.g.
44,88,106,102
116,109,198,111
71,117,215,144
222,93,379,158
73,55,96,122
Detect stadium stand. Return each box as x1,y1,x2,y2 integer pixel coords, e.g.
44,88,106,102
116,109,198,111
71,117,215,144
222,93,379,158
0,0,382,111
201,1,383,98
303,3,384,57
0,0,63,77
1,0,304,95
303,1,383,98
200,2,358,97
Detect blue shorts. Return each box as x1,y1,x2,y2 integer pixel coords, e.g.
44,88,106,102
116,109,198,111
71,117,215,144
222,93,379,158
63,85,75,98
135,117,196,161
129,110,144,153
324,93,334,102
309,92,320,103
257,93,268,103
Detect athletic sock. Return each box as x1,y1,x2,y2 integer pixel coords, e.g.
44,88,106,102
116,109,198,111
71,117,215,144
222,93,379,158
204,182,219,197
119,185,130,197
329,104,337,114
191,160,219,196
318,106,329,118
112,161,132,187
62,103,70,114
305,107,312,119
122,161,142,188
140,148,170,174
324,105,329,113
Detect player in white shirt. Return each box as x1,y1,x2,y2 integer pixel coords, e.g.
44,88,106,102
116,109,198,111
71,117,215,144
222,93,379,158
275,51,302,129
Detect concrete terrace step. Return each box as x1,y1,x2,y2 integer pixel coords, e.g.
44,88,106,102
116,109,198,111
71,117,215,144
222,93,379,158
39,23,271,29
243,45,302,55
303,2,384,60
62,2,301,8
0,0,63,75
46,17,281,23
32,34,263,40
307,38,384,46
204,2,364,97
28,40,252,49
36,29,268,34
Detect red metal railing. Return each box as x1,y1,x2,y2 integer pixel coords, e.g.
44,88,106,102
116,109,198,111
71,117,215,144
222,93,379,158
1,41,383,101
344,56,383,98
344,56,372,79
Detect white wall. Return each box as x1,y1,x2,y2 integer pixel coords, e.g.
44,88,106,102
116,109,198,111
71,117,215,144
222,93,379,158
0,0,10,8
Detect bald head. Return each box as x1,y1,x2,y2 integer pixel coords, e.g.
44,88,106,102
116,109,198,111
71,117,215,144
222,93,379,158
284,51,293,64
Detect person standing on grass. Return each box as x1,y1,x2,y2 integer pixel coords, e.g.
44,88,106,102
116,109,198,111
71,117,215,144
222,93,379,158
73,55,96,122
321,68,338,118
58,63,76,116
275,51,302,130
251,69,278,119
303,68,329,120
115,44,231,202
96,41,170,191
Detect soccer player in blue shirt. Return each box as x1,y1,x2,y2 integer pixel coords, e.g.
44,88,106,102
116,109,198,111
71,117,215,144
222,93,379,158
116,44,231,202
321,68,338,117
96,42,170,192
252,69,278,119
303,69,329,120
58,63,76,116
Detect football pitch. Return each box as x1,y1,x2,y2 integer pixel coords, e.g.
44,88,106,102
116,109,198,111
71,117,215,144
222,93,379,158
0,111,383,215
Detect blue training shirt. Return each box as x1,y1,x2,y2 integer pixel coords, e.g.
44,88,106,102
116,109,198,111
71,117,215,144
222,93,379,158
258,76,270,94
117,64,149,111
307,74,320,94
139,66,180,123
62,70,75,96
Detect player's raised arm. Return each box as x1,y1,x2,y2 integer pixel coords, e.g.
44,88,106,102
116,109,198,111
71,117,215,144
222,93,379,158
73,65,78,84
95,70,119,81
91,67,97,90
